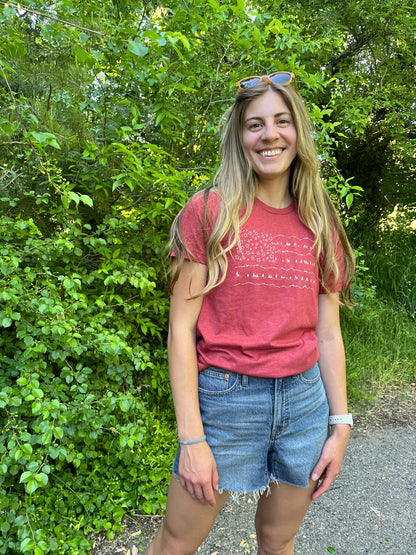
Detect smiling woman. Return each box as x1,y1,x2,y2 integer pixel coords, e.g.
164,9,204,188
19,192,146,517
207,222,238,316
145,73,356,555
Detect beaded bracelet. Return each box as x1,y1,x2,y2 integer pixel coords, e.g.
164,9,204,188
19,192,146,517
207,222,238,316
178,435,207,445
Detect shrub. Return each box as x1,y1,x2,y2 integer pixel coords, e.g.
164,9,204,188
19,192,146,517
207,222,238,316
0,197,177,554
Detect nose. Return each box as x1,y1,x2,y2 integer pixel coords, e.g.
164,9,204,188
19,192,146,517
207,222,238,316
261,121,280,141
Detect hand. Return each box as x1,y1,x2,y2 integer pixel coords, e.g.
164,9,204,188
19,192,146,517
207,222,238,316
178,441,219,506
311,425,350,501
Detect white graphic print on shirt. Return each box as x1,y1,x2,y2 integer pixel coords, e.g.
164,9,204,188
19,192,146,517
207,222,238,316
233,228,316,290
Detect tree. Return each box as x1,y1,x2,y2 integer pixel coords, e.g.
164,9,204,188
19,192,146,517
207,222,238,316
293,0,416,231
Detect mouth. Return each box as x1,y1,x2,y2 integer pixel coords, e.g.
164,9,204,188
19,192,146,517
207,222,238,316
259,148,283,157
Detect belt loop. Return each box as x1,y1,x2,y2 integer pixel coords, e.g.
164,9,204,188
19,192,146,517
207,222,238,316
242,374,249,387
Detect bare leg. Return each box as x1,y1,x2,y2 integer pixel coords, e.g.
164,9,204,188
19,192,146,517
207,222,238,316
145,475,229,555
255,480,316,555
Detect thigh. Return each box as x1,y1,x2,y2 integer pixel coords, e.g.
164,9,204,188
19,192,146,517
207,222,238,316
255,480,316,552
146,475,229,555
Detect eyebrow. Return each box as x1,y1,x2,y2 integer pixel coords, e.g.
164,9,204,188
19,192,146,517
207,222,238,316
245,111,291,122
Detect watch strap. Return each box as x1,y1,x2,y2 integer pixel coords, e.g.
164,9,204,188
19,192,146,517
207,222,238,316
329,413,353,426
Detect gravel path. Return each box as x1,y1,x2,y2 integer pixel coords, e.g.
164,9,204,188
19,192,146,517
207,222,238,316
91,388,416,555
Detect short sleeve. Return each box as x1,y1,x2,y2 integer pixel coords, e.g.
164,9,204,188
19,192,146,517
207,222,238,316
318,234,345,294
173,189,220,266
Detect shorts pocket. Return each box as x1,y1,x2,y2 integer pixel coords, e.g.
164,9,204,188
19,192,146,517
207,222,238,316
296,363,321,385
198,367,240,396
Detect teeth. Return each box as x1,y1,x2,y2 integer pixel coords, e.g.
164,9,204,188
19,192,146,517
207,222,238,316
260,149,282,157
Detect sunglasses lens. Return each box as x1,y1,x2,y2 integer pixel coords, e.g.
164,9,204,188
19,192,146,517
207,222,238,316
239,77,262,89
269,73,292,86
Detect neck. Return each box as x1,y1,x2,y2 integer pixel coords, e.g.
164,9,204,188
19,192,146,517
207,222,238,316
255,183,292,209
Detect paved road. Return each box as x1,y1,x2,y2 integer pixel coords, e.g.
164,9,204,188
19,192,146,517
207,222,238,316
194,426,415,554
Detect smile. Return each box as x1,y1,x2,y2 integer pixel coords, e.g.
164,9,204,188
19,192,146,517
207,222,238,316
259,149,283,157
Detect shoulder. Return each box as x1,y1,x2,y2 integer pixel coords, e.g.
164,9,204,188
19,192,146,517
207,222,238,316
181,188,221,224
187,188,221,210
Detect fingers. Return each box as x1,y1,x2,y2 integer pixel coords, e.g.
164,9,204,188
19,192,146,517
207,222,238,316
180,474,217,506
310,432,349,500
311,455,341,501
178,444,219,506
311,461,338,501
311,469,337,500
311,459,327,484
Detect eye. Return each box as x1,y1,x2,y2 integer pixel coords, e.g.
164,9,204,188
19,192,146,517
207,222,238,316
276,118,291,127
247,121,262,131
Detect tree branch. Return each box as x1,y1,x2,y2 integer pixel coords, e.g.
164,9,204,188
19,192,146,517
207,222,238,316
0,1,110,37
329,32,379,73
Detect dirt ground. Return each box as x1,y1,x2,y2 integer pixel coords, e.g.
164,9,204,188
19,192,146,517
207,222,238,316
90,385,416,555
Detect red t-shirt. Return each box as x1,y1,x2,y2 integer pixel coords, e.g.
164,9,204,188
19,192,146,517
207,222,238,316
178,190,342,378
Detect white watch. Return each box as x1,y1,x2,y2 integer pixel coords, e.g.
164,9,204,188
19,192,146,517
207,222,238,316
329,413,353,427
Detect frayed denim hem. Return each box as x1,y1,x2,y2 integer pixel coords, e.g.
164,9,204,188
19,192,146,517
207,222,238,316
219,475,281,504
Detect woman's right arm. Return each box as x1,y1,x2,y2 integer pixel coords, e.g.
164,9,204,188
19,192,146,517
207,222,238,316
168,259,219,506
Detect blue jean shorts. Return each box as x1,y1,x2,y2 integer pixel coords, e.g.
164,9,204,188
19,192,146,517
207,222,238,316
172,363,329,494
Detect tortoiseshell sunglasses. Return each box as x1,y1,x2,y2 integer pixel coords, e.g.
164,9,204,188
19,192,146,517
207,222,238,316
236,71,297,93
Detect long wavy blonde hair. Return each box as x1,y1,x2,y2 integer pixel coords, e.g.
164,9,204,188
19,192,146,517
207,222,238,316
170,79,355,307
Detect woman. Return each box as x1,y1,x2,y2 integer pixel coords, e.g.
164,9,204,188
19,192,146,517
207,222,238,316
145,71,355,555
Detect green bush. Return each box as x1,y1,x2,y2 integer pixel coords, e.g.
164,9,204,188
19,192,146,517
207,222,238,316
0,197,177,554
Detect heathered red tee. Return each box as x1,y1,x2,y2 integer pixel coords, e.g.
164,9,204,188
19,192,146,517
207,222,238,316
178,190,343,378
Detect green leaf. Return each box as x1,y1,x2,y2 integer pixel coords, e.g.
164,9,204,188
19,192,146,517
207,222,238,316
19,471,33,483
75,45,95,67
31,131,61,149
26,479,39,494
35,543,48,555
0,521,10,535
21,538,36,553
32,401,43,415
79,32,89,43
53,427,64,440
35,472,49,486
21,443,33,456
119,399,131,412
79,194,94,207
68,191,80,205
32,388,44,399
127,39,149,57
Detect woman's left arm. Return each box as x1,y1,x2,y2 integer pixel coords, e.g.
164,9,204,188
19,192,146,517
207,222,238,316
311,292,351,500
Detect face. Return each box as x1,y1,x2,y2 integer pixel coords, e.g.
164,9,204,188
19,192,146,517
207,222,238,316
242,88,297,189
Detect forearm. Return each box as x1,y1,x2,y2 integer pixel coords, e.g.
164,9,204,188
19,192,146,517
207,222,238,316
167,259,207,441
318,333,349,416
312,320,350,498
168,327,204,440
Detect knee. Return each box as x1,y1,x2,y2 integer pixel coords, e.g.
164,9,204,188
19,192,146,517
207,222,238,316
146,522,197,555
255,519,294,555
256,535,294,555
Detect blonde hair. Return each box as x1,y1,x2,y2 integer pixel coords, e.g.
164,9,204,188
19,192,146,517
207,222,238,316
170,80,355,307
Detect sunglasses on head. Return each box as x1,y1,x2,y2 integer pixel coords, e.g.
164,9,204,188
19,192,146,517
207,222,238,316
236,71,297,93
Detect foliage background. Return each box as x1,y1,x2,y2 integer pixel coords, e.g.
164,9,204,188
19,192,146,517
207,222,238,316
0,0,415,553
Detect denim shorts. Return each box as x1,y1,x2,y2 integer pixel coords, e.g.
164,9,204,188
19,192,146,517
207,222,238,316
172,363,329,495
